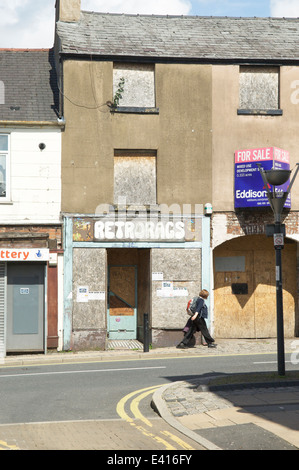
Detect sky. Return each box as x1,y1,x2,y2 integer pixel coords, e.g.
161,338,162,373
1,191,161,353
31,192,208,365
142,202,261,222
0,0,299,49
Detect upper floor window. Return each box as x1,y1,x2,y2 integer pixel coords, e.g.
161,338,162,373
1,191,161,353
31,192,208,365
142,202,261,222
0,134,9,200
114,150,157,206
113,63,157,112
238,66,282,115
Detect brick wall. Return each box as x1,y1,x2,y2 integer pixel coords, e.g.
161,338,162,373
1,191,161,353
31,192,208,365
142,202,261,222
0,225,62,249
213,210,299,248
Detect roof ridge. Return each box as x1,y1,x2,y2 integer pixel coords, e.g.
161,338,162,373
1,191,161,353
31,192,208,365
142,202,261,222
57,13,299,62
0,48,50,52
79,11,299,20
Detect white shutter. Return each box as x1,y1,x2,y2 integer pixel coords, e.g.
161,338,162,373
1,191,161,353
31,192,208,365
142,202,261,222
0,263,5,358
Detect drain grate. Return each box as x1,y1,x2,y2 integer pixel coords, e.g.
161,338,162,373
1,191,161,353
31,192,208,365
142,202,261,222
107,339,143,350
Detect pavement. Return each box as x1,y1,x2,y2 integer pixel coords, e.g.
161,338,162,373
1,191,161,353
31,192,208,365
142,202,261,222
1,337,299,451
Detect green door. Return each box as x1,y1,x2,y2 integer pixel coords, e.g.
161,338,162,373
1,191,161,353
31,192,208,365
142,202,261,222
108,265,137,340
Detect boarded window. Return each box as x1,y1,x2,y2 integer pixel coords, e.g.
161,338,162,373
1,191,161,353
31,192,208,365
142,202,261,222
215,256,245,272
113,64,155,108
114,150,157,205
239,66,279,110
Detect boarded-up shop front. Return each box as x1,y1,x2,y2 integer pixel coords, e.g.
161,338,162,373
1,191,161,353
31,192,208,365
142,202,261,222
213,234,297,338
63,214,211,350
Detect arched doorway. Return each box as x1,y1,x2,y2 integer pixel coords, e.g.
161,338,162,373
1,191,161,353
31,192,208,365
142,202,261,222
213,235,297,338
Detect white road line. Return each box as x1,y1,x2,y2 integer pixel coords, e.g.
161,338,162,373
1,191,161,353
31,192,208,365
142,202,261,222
0,366,166,379
253,360,293,364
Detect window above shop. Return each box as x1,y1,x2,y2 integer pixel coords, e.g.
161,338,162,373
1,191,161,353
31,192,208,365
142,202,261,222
114,149,157,206
238,66,282,116
112,64,158,114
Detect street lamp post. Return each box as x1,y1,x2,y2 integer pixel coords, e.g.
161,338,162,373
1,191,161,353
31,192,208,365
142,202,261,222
257,163,299,376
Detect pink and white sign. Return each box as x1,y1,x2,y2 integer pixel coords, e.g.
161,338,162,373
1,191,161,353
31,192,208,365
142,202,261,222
234,147,291,209
235,147,289,164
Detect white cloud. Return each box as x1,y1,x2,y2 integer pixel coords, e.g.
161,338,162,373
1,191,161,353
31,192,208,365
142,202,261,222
270,0,299,17
0,0,30,27
81,0,192,15
0,0,55,48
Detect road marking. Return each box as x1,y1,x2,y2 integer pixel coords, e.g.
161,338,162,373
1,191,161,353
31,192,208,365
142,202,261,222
161,430,194,450
117,385,195,450
117,385,176,449
0,439,19,450
130,389,156,427
0,350,289,371
253,360,293,364
116,385,159,424
0,366,166,379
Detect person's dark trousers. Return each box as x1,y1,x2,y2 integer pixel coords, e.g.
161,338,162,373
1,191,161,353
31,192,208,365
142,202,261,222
181,322,198,346
196,317,215,344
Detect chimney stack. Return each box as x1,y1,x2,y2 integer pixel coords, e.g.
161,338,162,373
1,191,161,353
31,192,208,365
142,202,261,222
56,0,81,22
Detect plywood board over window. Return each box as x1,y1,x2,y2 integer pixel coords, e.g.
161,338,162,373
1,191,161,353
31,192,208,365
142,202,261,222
114,150,157,205
113,63,155,108
239,66,279,110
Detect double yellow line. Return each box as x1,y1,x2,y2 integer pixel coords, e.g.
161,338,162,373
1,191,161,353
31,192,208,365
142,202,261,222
116,385,194,450
0,439,19,450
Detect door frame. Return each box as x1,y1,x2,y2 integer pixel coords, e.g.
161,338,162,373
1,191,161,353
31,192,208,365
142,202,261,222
107,264,138,340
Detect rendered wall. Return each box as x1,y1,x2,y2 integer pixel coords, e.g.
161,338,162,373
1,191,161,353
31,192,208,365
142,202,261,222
212,65,299,211
61,60,212,213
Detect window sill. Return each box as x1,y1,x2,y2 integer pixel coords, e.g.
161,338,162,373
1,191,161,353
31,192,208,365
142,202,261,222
237,109,283,116
0,200,13,205
111,107,159,115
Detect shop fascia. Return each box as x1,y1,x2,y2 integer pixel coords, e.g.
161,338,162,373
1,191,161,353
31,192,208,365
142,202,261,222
76,202,204,242
0,248,49,261
95,218,185,241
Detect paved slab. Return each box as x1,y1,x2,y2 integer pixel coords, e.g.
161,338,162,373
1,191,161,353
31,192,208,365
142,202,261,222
152,379,299,450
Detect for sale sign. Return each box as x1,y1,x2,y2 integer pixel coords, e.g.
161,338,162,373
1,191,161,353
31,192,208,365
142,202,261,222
234,147,291,208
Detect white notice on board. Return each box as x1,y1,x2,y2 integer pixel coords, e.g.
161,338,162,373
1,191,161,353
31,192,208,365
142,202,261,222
89,291,105,300
156,287,188,297
77,286,89,302
152,272,163,280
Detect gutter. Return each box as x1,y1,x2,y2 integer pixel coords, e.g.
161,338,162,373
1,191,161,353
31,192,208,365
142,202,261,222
0,119,65,129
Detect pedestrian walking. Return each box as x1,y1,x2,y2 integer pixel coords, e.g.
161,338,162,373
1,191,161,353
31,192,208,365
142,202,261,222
177,289,216,349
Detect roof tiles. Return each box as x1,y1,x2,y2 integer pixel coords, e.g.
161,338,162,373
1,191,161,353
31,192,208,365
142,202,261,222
56,13,299,61
0,49,59,122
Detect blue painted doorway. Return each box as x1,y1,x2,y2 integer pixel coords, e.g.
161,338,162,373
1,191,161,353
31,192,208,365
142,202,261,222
108,265,137,340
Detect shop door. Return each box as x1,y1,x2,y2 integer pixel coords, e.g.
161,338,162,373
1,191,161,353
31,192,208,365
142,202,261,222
6,263,45,351
108,266,137,340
